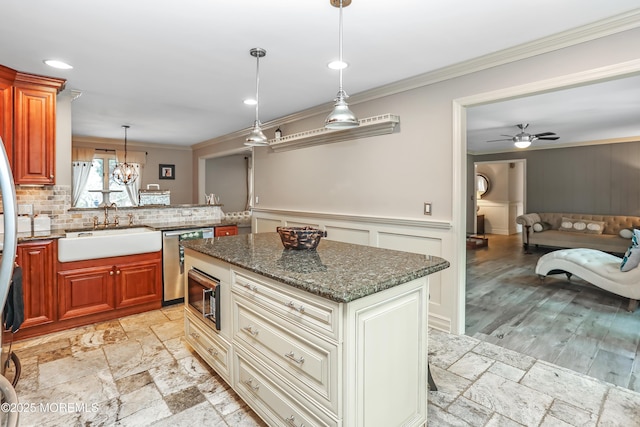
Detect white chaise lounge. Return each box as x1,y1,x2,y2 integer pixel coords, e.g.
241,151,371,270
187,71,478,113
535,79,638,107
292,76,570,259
535,248,640,312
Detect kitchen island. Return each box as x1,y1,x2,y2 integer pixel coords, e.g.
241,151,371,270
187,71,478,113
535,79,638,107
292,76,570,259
181,232,449,427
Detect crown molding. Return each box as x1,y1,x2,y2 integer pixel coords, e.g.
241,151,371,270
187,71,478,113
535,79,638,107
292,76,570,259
73,135,192,151
192,8,640,151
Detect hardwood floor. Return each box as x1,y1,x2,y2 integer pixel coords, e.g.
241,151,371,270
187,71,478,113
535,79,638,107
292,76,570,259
465,233,640,392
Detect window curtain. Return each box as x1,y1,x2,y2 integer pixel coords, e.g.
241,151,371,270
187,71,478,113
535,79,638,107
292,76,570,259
115,150,145,206
123,163,141,206
71,147,96,207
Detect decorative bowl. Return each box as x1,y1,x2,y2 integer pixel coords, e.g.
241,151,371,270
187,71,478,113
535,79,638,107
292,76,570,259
277,226,324,250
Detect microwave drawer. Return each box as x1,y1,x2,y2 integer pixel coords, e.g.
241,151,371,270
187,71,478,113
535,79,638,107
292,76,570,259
185,309,230,382
234,296,339,413
232,270,340,341
235,348,339,427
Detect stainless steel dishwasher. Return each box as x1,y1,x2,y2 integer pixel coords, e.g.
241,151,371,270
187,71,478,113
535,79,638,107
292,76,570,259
162,227,214,305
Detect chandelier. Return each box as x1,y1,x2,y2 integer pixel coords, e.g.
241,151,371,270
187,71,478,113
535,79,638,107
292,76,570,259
112,125,138,185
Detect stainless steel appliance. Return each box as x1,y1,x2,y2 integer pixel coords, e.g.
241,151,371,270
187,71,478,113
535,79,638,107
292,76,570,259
0,138,20,425
186,268,220,330
162,227,213,304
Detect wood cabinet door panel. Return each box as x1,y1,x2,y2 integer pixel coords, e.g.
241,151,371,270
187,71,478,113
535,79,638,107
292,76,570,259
57,266,115,320
214,225,238,237
13,86,55,184
0,79,13,168
115,259,162,308
17,240,55,328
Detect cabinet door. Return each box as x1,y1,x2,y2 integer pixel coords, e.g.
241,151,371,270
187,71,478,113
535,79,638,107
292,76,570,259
12,85,56,185
115,257,162,308
16,240,55,328
57,265,115,320
0,77,12,167
215,225,238,237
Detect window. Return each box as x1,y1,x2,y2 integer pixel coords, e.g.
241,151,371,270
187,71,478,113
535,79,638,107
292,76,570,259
74,154,134,208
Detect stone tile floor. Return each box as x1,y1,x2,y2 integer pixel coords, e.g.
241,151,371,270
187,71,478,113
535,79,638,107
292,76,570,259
3,306,639,426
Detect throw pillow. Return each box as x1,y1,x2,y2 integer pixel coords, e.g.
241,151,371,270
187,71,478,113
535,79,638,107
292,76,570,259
532,222,551,232
620,245,640,271
558,217,605,234
619,229,633,239
559,217,575,232
583,220,605,235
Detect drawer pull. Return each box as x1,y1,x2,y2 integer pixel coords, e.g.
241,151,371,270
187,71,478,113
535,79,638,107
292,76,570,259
284,351,305,365
285,301,305,313
243,325,259,336
243,378,260,391
207,347,218,357
285,415,305,427
190,332,200,339
243,283,257,292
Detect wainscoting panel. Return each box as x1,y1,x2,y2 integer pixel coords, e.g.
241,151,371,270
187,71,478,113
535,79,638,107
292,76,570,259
252,208,454,332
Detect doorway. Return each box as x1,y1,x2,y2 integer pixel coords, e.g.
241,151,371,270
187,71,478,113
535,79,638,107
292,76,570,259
453,61,640,336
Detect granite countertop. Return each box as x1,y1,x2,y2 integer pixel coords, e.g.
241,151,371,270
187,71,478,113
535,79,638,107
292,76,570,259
180,232,450,303
4,220,249,246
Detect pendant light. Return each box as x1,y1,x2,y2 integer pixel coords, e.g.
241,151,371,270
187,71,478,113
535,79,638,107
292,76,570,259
325,0,359,129
245,48,269,146
112,125,138,185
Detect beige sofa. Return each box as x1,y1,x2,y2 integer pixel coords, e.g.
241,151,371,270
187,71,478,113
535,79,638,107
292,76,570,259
515,213,640,254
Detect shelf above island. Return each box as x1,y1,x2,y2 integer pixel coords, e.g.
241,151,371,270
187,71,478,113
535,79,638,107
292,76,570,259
268,113,400,153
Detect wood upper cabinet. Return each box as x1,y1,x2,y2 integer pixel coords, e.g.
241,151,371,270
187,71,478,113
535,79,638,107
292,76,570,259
0,64,65,185
16,240,56,328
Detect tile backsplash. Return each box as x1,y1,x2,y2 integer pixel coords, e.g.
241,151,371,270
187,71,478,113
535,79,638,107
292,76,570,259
0,185,242,230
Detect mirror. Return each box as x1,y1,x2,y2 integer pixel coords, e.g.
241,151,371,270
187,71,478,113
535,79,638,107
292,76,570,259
476,173,490,198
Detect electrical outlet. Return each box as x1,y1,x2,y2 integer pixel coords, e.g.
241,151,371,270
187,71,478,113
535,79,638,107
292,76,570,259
255,196,259,204
424,202,432,216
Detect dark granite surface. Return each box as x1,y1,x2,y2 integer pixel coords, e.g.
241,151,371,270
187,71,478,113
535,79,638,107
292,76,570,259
180,232,450,303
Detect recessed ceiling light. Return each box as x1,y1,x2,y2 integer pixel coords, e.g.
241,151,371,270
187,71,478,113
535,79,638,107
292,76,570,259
328,60,348,70
43,59,73,70
243,98,257,105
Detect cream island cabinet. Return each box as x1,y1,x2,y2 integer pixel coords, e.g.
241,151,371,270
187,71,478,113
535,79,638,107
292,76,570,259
182,233,449,427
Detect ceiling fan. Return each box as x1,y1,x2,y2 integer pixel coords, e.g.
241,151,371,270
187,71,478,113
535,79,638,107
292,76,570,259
487,123,559,148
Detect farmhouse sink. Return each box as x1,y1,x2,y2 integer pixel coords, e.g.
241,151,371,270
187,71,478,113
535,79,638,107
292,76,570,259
58,226,162,262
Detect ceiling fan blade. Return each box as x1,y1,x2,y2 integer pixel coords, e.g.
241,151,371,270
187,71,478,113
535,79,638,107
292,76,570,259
537,136,559,140
533,132,556,137
500,134,514,138
486,138,512,143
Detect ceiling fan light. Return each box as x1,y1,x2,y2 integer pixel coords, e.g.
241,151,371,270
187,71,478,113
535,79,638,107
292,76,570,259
514,140,531,149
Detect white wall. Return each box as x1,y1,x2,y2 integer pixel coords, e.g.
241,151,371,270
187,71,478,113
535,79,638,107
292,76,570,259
193,25,640,334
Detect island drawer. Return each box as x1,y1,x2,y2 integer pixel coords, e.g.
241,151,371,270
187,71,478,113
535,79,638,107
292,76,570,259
233,296,339,413
185,309,231,383
234,347,339,427
232,270,341,341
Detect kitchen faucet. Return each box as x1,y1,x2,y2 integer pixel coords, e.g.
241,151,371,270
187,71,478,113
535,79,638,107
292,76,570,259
104,203,118,227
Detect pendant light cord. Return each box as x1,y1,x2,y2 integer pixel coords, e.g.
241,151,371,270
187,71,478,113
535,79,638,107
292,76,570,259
255,53,261,123
338,0,344,94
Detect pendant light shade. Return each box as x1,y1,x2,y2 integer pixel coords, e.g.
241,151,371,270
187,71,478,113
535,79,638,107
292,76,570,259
325,0,359,130
112,125,138,186
245,48,269,147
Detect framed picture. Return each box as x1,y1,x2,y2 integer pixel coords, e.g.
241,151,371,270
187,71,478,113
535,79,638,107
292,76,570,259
159,164,175,180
